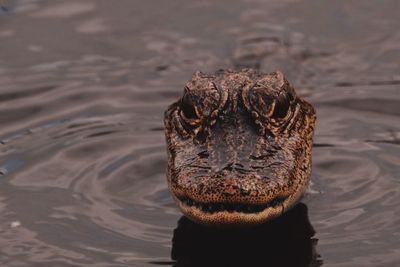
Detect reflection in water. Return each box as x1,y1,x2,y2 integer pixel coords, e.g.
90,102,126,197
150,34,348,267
171,203,322,267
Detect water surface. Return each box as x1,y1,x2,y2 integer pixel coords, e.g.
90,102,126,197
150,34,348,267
1,0,400,266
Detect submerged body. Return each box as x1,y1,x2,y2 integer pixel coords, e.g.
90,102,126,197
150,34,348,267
164,69,316,226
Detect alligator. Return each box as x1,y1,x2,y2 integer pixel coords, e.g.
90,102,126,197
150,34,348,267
164,69,316,226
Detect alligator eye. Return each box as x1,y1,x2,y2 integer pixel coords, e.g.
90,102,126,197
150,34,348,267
180,91,202,123
181,95,198,120
272,93,290,119
246,87,275,119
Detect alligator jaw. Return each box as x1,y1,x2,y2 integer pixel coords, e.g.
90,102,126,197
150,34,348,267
175,196,284,227
173,193,304,227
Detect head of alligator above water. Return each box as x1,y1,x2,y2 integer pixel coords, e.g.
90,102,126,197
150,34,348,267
164,69,316,227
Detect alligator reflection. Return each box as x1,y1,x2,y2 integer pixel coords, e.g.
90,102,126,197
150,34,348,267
171,203,322,267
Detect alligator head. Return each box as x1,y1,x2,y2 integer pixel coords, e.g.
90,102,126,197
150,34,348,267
164,69,316,227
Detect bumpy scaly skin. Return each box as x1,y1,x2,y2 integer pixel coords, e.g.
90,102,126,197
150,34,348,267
164,69,316,227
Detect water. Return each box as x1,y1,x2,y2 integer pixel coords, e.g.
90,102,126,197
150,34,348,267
0,0,399,266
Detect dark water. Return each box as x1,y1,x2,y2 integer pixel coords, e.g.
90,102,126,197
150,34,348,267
0,0,399,266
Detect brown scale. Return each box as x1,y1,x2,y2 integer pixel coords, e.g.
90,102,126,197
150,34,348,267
164,69,316,227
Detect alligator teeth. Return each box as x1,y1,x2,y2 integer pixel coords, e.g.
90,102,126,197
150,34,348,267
246,206,254,213
178,196,286,214
236,204,244,212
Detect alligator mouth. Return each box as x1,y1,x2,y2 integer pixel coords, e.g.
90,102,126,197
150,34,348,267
177,196,286,214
